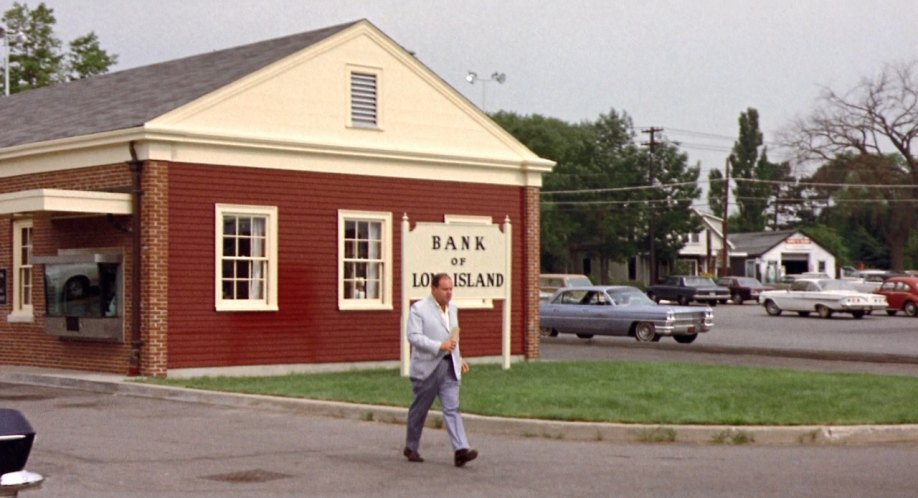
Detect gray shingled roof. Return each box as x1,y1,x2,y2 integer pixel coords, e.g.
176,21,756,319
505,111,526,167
728,230,799,256
0,20,360,149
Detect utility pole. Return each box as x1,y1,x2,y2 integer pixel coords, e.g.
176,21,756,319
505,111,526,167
720,157,730,276
643,127,663,284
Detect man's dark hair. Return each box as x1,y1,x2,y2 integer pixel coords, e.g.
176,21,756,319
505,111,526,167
431,272,450,289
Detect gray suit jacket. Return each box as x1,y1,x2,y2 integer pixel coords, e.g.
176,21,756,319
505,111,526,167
407,295,461,381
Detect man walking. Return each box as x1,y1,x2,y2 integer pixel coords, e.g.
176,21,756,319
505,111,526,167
403,273,478,467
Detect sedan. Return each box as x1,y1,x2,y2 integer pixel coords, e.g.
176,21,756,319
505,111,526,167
717,276,773,305
539,285,713,344
758,278,887,319
875,276,918,317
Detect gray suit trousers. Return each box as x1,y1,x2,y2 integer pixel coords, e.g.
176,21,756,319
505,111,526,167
405,356,469,452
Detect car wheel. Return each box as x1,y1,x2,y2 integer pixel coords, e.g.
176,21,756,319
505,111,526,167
647,292,659,303
816,305,833,319
709,300,718,307
732,292,743,305
797,311,810,317
905,301,918,317
576,333,594,339
886,310,898,316
764,300,782,316
539,327,558,338
633,322,657,343
677,295,689,306
852,310,866,319
673,334,697,344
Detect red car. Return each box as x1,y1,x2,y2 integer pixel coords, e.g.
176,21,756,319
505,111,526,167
876,276,918,317
716,276,773,305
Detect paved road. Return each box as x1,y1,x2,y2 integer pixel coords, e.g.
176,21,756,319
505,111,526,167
4,382,918,498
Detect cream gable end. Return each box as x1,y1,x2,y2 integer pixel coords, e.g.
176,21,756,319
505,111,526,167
147,21,554,187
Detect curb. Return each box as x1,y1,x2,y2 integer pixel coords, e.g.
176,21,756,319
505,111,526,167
3,368,918,446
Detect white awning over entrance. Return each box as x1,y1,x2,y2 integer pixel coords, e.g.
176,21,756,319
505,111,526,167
0,189,132,216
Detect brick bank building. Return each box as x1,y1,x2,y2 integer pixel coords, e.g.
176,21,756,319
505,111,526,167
0,20,553,377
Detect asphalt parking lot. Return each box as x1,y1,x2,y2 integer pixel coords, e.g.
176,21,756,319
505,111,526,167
540,301,918,377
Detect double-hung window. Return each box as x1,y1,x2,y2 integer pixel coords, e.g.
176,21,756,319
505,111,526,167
338,210,392,310
215,204,278,312
9,219,33,321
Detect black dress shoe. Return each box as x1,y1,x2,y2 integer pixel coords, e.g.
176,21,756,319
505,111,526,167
454,448,478,467
403,447,424,462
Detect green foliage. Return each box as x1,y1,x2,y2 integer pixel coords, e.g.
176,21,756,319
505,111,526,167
67,31,118,80
493,109,702,278
147,361,918,425
1,2,117,94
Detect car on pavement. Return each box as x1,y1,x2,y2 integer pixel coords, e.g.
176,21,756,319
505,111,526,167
875,276,918,317
716,276,773,305
540,285,713,343
758,278,887,319
646,275,730,306
539,273,592,301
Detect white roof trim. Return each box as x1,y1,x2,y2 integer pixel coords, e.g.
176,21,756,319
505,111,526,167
0,189,132,216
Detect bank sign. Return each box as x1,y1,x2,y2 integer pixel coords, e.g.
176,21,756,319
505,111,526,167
403,219,509,300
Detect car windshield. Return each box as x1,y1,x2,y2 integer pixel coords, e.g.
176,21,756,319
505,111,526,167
818,279,857,291
735,277,762,286
684,276,716,286
608,288,654,306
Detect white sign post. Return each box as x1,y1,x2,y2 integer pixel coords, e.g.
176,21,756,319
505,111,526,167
401,214,512,376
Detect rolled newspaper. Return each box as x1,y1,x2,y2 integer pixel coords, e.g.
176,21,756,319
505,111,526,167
449,326,461,342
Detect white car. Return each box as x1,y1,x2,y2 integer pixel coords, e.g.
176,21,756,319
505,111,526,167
758,278,887,319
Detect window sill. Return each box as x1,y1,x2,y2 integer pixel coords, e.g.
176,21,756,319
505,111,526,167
215,303,279,313
6,311,34,323
339,300,392,311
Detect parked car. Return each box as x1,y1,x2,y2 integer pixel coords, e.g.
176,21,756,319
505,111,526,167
845,269,904,293
875,276,918,317
758,278,888,319
717,276,773,305
646,275,730,306
539,273,592,301
540,285,713,343
773,272,831,290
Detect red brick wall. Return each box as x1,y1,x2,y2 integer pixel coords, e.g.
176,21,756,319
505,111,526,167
166,162,531,370
0,164,135,373
524,186,541,360
1,160,542,375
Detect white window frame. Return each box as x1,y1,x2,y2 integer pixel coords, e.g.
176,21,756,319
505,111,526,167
215,204,278,312
348,66,382,129
9,218,33,322
338,210,392,311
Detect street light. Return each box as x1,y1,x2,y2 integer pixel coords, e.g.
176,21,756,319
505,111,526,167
1,26,27,97
465,70,506,112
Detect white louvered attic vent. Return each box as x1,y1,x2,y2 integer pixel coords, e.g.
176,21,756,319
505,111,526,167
351,72,378,128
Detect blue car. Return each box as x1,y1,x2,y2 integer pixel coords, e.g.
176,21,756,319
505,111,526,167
540,285,713,343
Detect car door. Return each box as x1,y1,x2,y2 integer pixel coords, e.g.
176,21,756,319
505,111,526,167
542,289,590,334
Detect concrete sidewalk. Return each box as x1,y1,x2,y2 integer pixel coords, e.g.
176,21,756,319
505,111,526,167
2,364,918,446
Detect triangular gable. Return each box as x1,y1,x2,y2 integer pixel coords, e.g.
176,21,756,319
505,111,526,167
145,20,552,183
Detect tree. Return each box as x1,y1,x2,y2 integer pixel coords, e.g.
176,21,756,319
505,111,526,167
489,111,594,272
67,31,117,80
782,60,918,270
1,2,117,95
728,108,771,232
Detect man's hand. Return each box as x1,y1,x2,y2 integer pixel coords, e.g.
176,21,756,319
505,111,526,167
460,359,470,374
440,338,457,352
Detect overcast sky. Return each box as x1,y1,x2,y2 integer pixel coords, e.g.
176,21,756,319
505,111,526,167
22,0,918,180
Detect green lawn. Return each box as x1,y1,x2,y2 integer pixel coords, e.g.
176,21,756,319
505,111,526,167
145,360,918,425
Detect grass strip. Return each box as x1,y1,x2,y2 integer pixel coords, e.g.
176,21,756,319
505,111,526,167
143,360,918,425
